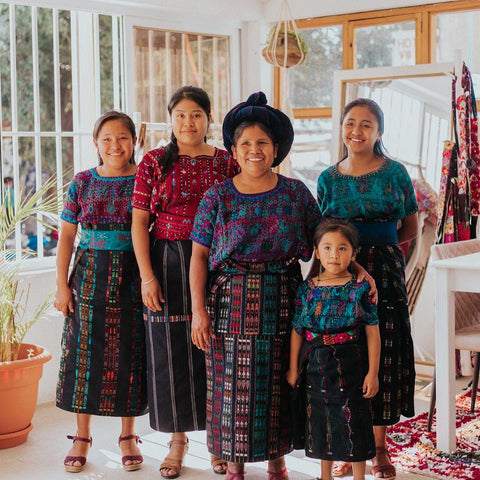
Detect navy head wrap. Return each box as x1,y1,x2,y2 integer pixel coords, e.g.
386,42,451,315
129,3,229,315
222,91,294,167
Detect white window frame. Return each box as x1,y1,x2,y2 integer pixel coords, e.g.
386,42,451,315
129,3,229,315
123,14,242,118
0,4,125,269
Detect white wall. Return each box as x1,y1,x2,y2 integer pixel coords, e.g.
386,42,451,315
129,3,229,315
19,268,63,405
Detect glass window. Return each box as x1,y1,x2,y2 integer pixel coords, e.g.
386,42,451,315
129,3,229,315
354,21,415,68
133,27,231,123
287,118,332,195
290,26,342,108
0,4,123,260
436,9,480,90
345,77,450,191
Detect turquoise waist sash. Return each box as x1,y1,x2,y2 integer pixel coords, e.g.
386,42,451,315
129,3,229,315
78,223,133,251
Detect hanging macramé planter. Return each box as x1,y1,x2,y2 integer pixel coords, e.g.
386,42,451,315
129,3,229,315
261,0,307,68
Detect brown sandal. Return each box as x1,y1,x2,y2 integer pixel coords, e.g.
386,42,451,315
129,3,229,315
64,435,92,473
371,447,396,479
160,438,189,479
211,454,228,474
118,434,143,471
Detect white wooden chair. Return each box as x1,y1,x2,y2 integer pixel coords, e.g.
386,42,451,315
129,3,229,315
427,238,480,431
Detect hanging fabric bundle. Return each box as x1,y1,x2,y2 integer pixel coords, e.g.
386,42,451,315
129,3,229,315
436,62,479,243
435,62,480,375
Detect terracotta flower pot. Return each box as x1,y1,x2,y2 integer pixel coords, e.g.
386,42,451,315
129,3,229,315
0,343,51,449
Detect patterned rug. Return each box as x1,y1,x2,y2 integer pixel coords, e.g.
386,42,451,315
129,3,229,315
387,388,480,479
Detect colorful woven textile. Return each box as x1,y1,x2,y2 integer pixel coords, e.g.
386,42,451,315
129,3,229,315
387,388,480,480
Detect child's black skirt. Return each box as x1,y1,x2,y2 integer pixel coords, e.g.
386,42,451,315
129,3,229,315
304,330,376,462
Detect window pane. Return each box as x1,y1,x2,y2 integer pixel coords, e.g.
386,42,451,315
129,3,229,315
134,27,231,124
216,37,230,122
99,15,114,112
289,118,332,195
0,4,12,131
436,9,480,89
38,8,55,131
355,21,415,68
16,5,34,131
186,34,200,86
290,26,342,108
59,10,72,132
344,76,451,191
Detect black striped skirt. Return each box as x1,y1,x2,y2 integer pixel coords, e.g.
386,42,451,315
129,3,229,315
303,329,375,462
144,239,206,432
357,244,416,425
205,258,302,462
56,248,148,416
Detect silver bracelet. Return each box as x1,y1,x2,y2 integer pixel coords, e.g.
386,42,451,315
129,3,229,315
141,276,155,285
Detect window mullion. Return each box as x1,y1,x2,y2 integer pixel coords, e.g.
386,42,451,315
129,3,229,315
31,6,44,259
52,9,63,186
70,11,80,172
9,5,21,256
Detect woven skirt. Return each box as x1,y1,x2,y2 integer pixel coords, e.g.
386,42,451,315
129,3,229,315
144,239,206,432
56,248,148,416
304,331,375,462
206,259,302,462
357,244,416,425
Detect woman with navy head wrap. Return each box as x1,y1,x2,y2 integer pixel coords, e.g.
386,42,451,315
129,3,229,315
189,92,322,479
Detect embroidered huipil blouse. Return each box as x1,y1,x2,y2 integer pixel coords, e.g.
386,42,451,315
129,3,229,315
190,175,321,270
132,147,238,241
292,279,378,341
61,168,135,251
317,159,418,222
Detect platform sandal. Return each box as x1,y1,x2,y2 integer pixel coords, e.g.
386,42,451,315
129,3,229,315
226,467,246,480
64,435,92,473
160,437,189,479
118,434,143,471
267,467,289,480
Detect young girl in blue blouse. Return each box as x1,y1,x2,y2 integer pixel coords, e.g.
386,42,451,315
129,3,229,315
287,218,380,480
317,98,418,479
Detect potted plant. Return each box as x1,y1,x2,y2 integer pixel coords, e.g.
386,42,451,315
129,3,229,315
262,24,308,68
0,174,60,449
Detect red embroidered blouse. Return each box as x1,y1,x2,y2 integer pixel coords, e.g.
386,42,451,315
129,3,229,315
132,147,238,240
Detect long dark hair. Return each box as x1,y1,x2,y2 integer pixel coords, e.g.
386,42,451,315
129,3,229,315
340,98,391,160
162,86,212,173
93,110,136,165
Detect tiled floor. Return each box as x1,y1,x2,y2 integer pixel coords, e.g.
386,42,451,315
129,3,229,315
0,377,472,480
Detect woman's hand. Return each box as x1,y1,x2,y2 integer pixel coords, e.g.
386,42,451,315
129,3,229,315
54,284,73,317
191,308,214,351
286,368,299,388
362,371,379,398
141,277,164,312
352,261,378,304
